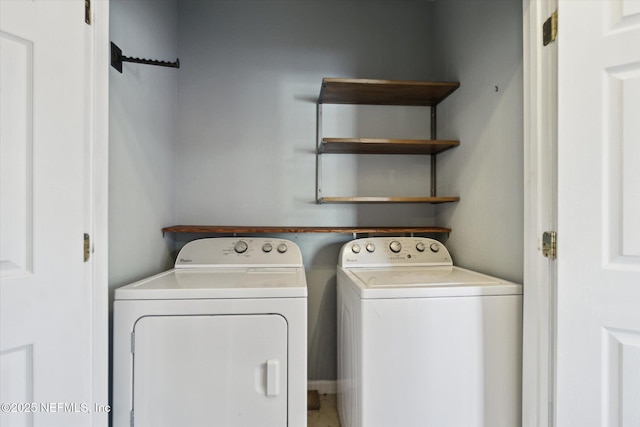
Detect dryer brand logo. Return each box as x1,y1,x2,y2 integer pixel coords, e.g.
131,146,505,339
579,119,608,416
179,258,192,263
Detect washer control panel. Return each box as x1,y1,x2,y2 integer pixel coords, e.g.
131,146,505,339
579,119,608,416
339,237,452,267
175,238,302,267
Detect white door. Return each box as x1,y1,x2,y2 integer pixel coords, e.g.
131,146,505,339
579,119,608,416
0,1,108,426
133,315,288,427
557,1,640,426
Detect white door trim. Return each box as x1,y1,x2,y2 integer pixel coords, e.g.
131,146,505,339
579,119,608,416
88,0,109,424
522,1,558,426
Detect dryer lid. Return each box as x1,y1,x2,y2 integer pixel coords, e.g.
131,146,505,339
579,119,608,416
115,268,307,300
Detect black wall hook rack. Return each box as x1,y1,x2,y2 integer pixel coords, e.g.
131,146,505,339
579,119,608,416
110,42,180,73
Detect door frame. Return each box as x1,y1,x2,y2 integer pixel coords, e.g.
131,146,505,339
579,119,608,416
522,1,558,426
95,1,553,425
88,0,109,424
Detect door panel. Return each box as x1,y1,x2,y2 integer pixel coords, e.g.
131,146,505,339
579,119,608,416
0,31,33,277
0,345,33,427
0,33,35,426
604,63,640,261
603,328,640,426
557,1,640,425
0,1,97,426
133,314,288,427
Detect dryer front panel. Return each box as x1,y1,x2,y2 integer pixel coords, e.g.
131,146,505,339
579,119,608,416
132,314,287,427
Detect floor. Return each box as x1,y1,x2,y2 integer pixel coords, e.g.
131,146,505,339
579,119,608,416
307,393,341,427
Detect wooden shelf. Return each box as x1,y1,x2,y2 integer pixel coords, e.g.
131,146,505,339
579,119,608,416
318,78,459,106
315,77,461,210
319,138,459,155
162,225,451,234
318,197,460,204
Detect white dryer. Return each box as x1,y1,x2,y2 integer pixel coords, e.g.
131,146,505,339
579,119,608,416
113,238,307,427
337,237,522,427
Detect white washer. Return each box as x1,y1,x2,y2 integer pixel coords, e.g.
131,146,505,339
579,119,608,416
337,237,522,427
113,238,307,427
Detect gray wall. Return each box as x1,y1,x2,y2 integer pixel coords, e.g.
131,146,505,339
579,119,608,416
176,0,438,227
109,0,524,382
109,0,178,291
432,0,524,283
175,0,438,381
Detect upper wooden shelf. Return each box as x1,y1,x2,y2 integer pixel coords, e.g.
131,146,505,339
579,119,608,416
320,138,459,155
162,225,451,234
318,78,460,106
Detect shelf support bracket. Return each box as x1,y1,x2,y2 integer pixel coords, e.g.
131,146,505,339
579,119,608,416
110,42,180,73
316,103,323,204
430,106,437,197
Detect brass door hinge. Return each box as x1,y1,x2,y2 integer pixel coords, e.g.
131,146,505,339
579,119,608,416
543,10,558,46
84,233,91,262
85,0,91,25
542,231,557,260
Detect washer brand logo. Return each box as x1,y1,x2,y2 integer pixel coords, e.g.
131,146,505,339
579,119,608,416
179,258,192,263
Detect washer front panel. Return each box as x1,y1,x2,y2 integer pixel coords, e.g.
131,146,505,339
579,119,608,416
337,281,523,427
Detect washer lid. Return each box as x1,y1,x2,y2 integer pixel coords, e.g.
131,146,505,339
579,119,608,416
115,268,307,300
344,266,522,298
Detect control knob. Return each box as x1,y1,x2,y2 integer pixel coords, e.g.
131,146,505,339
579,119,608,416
366,243,376,253
262,243,273,253
430,243,440,253
389,240,402,253
351,244,361,254
234,240,248,254
277,243,288,253
416,242,426,252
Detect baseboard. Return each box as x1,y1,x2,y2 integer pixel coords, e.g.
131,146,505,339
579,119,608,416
307,380,337,394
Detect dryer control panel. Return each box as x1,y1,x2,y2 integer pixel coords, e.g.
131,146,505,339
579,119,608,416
339,237,453,268
175,238,303,268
